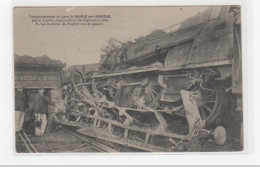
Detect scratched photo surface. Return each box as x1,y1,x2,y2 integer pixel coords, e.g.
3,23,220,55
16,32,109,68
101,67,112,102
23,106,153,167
13,6,242,153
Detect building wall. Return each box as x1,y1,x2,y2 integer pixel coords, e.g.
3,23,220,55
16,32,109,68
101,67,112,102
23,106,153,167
15,66,63,89
15,65,64,106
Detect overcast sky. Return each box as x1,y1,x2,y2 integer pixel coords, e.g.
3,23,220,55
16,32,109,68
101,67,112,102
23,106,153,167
14,6,208,66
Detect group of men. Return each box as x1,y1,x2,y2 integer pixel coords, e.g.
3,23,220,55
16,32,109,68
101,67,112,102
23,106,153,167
15,88,55,136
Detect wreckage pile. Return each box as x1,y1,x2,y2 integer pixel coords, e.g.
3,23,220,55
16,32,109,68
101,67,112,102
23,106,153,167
58,6,241,151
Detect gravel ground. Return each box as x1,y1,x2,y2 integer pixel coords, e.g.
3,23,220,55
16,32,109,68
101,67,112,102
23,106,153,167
17,127,98,153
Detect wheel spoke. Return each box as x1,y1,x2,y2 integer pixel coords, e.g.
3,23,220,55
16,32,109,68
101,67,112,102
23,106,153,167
199,107,207,119
151,89,158,95
150,92,155,100
147,93,152,103
203,92,215,101
202,104,213,113
143,96,147,104
145,94,149,104
203,100,216,104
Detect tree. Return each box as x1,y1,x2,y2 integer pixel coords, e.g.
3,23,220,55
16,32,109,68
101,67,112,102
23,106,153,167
100,38,117,60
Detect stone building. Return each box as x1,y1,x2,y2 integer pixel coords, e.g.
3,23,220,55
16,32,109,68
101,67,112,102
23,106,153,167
14,54,65,107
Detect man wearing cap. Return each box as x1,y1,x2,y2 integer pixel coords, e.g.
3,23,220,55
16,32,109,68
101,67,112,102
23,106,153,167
33,89,55,136
15,88,25,132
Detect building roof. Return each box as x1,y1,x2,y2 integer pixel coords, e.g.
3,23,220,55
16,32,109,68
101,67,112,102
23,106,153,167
14,54,65,67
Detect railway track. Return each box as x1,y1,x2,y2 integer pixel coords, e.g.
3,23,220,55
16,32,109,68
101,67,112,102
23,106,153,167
58,120,230,152
17,127,119,153
17,131,38,153
17,127,231,153
61,127,119,152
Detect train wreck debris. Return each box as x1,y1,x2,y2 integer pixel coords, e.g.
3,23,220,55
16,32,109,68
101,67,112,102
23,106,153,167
56,6,242,152
58,67,228,151
14,5,243,153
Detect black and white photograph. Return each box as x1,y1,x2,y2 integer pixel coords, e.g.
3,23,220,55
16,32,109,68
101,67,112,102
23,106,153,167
13,5,243,153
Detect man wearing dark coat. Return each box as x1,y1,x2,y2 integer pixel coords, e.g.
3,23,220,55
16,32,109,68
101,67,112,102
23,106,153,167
30,89,55,136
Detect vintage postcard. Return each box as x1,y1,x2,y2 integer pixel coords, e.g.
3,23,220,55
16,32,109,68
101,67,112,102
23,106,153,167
13,6,243,153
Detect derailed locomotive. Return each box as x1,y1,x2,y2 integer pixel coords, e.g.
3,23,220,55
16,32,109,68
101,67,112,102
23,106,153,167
60,6,242,151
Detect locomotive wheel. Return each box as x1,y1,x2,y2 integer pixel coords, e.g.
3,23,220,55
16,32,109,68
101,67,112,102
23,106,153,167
116,86,135,107
190,83,224,127
144,82,158,105
137,82,162,108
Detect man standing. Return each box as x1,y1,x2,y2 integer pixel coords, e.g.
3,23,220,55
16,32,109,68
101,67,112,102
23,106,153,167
33,89,55,136
15,88,25,132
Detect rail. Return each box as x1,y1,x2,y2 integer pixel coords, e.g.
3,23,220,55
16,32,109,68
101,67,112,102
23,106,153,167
62,127,119,152
17,131,38,153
